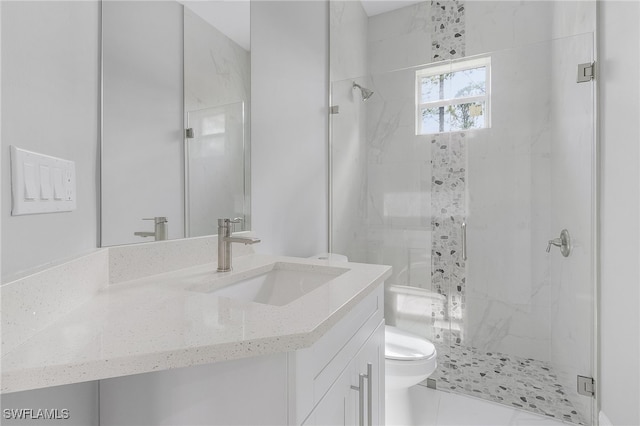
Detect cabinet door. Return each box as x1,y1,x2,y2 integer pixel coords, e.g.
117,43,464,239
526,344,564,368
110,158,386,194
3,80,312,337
303,321,384,426
353,320,384,426
302,366,357,426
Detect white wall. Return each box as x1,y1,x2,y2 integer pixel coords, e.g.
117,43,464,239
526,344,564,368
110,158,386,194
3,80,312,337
1,1,100,279
0,2,100,422
251,1,328,257
599,1,640,424
101,1,184,246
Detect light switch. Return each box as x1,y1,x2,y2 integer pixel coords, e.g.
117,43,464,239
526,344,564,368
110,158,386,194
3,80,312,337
23,163,37,200
10,146,77,215
53,168,64,200
40,165,52,200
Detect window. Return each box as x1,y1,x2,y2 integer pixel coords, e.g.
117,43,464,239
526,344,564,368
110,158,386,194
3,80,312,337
416,57,491,135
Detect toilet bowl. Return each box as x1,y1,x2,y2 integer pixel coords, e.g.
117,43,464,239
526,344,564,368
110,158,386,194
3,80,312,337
385,325,437,392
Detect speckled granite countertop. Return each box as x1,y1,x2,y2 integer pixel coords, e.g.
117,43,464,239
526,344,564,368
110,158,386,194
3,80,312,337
1,254,390,394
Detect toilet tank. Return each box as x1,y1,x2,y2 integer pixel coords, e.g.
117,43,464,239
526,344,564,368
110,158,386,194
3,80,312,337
384,284,447,342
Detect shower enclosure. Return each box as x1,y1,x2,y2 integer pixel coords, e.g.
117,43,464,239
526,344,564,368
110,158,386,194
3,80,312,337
329,1,596,424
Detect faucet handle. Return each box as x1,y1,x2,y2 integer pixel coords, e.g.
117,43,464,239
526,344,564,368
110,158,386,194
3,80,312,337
546,238,562,253
143,217,168,224
218,217,244,232
546,229,571,257
219,217,242,223
230,217,243,231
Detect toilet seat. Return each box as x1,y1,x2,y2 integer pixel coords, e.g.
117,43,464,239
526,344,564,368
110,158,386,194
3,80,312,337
384,325,438,392
385,325,436,361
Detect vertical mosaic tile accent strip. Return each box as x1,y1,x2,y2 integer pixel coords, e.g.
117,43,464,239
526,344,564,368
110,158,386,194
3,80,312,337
431,0,466,61
429,0,467,348
430,132,466,347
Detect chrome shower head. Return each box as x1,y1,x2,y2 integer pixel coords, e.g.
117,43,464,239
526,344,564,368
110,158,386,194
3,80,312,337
353,82,374,101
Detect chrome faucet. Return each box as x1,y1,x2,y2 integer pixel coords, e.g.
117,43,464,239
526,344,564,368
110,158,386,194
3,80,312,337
217,218,260,272
134,217,168,241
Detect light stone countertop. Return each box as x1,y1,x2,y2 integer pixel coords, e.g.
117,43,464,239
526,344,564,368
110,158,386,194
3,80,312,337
1,254,391,394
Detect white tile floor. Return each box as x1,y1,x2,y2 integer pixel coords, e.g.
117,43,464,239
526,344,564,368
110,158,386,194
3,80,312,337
386,386,573,426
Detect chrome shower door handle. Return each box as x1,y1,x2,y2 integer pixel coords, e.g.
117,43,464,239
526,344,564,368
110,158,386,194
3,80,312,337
461,221,467,261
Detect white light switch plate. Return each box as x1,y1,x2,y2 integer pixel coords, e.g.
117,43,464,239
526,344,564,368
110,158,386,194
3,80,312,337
10,146,77,215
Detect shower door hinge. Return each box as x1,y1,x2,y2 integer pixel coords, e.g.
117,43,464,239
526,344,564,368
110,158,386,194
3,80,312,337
577,62,595,83
577,375,595,397
185,128,194,139
329,105,340,115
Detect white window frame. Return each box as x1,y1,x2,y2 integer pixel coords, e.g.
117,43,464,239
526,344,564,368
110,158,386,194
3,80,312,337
415,56,491,135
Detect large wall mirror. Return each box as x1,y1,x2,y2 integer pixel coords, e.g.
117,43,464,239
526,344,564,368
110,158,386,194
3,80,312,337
101,0,251,246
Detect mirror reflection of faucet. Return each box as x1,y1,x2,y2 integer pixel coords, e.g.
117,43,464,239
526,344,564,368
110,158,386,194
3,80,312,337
134,217,168,241
217,218,261,272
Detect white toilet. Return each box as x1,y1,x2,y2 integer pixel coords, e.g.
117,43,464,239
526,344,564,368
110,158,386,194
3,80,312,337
384,325,437,426
385,325,437,392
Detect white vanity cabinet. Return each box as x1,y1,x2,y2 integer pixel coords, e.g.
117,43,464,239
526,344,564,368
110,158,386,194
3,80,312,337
291,284,384,426
100,284,384,426
302,321,384,426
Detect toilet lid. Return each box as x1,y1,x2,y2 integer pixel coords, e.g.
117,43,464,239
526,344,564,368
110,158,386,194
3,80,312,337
385,325,436,361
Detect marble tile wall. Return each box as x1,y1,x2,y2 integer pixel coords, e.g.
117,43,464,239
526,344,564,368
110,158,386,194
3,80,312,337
368,2,431,75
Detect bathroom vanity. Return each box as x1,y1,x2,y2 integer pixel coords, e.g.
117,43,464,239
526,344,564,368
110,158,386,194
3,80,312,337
1,238,390,425
101,277,384,426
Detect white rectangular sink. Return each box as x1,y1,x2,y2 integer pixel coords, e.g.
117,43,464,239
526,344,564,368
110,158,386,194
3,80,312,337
203,262,348,306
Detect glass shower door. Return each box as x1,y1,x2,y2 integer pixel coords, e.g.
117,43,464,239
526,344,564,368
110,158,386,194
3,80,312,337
458,33,596,424
330,32,596,425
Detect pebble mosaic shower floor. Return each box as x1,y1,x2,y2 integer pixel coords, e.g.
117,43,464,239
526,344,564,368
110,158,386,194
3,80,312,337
426,343,586,425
